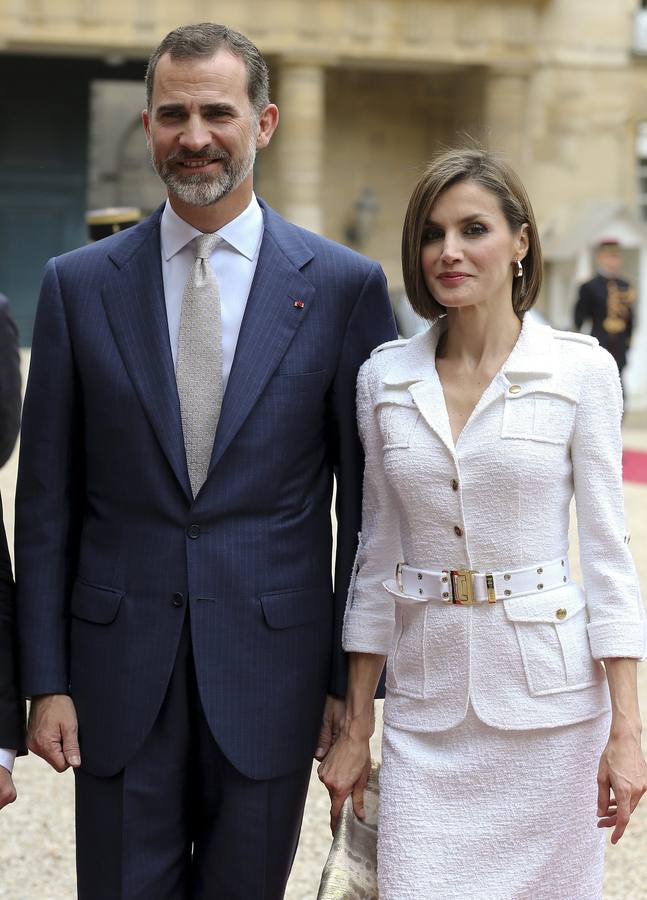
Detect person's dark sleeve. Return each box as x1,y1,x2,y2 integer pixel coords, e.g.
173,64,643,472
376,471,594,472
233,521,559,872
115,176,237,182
0,295,21,468
0,497,26,755
626,298,634,347
327,262,397,698
574,283,590,332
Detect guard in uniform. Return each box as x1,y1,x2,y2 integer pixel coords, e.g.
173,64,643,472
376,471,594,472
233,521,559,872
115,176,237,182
574,239,635,391
85,207,142,242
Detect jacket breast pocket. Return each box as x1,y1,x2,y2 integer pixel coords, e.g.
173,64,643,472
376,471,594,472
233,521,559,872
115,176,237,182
504,586,603,696
264,370,327,397
501,388,576,445
378,402,420,450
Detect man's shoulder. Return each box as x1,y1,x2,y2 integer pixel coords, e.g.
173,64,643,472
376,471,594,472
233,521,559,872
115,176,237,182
259,200,380,275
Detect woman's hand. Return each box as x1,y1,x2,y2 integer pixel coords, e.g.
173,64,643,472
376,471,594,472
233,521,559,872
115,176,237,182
317,731,372,834
597,728,647,843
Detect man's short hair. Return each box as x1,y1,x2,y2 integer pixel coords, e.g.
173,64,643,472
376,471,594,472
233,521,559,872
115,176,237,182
145,22,270,117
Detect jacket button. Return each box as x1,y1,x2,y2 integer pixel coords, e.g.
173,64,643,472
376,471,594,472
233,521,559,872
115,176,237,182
187,524,201,539
451,479,459,491
172,593,184,608
556,608,567,620
509,384,522,394
454,526,463,537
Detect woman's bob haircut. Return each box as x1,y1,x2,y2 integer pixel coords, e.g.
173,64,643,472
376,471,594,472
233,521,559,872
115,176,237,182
402,147,543,320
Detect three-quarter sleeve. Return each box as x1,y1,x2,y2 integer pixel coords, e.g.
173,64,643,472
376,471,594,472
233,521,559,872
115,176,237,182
342,361,400,655
571,346,647,659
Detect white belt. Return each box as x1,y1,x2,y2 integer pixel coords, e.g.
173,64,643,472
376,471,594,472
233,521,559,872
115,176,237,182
392,558,570,606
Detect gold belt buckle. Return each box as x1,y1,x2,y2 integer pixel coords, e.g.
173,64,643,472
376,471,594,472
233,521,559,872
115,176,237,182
450,569,477,605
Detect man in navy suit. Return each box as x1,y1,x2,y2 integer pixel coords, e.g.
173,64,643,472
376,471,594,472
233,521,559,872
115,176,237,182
16,22,395,899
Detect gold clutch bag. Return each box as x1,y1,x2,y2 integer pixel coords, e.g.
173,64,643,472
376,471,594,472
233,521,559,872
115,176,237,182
317,761,380,900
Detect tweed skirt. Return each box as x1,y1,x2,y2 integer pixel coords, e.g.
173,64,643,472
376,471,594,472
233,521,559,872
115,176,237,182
378,705,610,900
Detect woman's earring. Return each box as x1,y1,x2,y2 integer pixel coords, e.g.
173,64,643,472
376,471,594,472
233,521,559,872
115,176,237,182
514,259,523,278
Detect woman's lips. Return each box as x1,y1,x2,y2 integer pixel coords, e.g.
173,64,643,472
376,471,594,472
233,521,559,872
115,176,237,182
437,272,471,284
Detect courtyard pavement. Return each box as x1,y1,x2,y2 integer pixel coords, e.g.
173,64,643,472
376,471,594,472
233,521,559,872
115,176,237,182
0,359,646,899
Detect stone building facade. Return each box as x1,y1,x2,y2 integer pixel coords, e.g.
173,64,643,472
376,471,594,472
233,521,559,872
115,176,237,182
2,0,647,403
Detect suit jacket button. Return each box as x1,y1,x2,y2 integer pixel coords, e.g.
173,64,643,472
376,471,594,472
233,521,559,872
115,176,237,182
451,479,459,491
172,593,184,608
454,526,463,537
187,524,200,539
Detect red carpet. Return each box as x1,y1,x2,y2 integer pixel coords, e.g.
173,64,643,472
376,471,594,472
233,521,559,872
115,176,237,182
623,449,647,484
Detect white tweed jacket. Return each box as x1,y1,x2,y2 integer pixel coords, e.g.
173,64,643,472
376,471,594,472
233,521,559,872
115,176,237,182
343,314,646,733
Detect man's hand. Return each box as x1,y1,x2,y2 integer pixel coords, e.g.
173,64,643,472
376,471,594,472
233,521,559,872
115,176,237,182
314,695,346,761
27,694,81,772
0,767,16,810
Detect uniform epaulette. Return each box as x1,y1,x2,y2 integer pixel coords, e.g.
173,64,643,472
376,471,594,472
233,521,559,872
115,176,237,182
553,330,599,348
370,338,409,357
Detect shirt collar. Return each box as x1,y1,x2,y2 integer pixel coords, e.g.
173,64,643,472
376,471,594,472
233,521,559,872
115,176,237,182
160,193,264,262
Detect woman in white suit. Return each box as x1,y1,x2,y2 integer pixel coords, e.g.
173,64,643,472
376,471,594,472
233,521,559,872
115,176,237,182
319,148,647,899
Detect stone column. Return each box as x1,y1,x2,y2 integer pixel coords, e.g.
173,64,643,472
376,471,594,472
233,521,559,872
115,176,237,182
275,60,325,234
483,68,530,172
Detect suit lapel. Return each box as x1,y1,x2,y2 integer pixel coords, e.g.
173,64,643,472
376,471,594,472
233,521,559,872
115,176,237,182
207,221,315,475
100,210,192,500
382,327,456,456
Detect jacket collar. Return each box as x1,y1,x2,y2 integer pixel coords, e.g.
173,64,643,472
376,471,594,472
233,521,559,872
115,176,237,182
380,314,561,456
382,312,556,387
101,200,317,502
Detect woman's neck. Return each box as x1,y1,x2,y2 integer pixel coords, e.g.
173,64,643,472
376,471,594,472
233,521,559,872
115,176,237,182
438,304,522,370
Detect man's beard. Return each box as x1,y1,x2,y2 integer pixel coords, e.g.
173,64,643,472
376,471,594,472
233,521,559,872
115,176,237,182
150,136,257,207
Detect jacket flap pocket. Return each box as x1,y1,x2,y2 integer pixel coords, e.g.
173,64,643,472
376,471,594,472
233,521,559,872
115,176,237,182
70,581,124,624
260,586,330,630
505,382,578,403
503,588,586,624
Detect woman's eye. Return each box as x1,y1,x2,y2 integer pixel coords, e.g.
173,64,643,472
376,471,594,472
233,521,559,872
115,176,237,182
465,223,487,236
423,229,443,243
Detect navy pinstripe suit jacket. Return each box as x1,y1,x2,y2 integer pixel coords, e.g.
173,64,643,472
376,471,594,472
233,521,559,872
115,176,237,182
15,200,396,779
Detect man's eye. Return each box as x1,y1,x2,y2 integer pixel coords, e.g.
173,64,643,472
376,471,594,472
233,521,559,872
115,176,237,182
465,223,487,236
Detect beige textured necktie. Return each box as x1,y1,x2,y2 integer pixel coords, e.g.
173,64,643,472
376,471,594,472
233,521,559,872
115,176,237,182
176,232,224,497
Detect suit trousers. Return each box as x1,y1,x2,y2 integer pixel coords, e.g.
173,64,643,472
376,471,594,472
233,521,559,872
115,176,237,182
74,615,312,899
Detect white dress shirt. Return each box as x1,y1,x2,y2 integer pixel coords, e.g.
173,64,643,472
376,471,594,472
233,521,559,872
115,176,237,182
0,748,15,773
160,194,264,389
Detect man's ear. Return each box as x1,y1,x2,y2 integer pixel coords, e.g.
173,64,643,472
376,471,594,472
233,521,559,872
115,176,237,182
142,109,151,144
256,104,279,150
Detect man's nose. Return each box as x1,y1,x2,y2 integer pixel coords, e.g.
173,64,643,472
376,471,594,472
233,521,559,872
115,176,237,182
179,116,211,151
